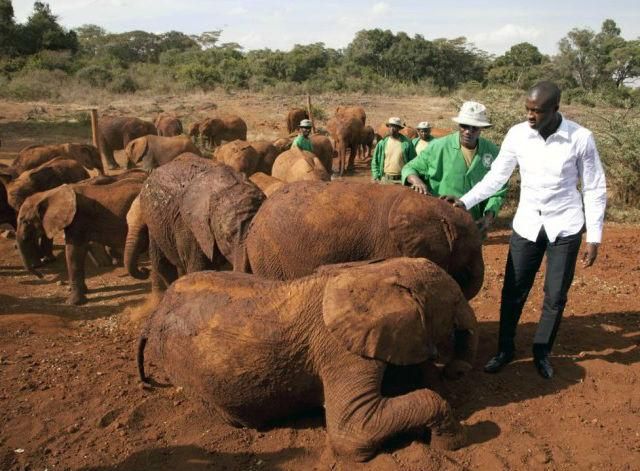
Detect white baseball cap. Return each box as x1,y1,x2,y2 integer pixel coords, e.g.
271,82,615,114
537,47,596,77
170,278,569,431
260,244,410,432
451,101,492,128
416,121,432,130
299,119,313,128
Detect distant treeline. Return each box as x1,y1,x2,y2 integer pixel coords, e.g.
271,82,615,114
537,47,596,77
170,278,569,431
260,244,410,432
1,1,639,104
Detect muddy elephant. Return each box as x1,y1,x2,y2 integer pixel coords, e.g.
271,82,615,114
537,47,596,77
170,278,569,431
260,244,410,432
16,177,144,304
327,116,364,176
138,257,477,461
309,134,334,174
248,172,285,197
124,135,201,171
98,116,157,170
154,114,183,137
213,140,259,177
271,149,330,182
11,143,104,175
124,153,265,293
286,108,309,134
248,140,281,175
245,181,484,300
199,115,247,149
335,105,366,125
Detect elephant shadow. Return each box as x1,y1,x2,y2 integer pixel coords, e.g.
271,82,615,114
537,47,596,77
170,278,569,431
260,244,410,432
77,445,306,471
443,310,640,422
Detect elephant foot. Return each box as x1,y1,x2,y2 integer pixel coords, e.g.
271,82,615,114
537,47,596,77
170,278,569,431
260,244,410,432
68,292,87,306
430,416,467,451
443,359,473,380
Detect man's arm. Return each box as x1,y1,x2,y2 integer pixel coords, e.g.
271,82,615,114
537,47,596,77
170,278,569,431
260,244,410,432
371,139,385,180
401,146,431,193
459,133,518,211
578,133,607,267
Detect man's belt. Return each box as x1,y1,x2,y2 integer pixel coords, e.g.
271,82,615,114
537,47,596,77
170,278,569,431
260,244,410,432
384,174,401,180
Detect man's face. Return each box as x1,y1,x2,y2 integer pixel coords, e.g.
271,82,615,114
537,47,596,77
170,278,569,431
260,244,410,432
417,128,431,140
458,124,481,149
388,124,401,137
300,127,311,137
525,95,558,131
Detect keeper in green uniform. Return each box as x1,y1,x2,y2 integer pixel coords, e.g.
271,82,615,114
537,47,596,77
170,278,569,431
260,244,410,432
411,121,434,155
371,117,417,184
291,119,314,152
401,101,507,235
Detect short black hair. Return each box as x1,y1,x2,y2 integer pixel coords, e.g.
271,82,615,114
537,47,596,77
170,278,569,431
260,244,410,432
528,81,561,107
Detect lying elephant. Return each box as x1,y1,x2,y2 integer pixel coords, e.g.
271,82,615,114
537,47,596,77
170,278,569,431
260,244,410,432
124,153,265,292
138,257,477,461
17,176,145,304
11,143,104,175
245,181,485,300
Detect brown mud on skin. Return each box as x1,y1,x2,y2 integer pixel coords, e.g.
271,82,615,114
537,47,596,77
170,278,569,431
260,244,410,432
0,94,639,470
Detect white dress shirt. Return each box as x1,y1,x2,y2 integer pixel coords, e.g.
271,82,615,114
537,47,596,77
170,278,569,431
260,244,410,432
460,116,607,243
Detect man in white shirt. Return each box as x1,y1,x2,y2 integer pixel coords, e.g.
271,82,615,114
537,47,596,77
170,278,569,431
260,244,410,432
453,81,607,379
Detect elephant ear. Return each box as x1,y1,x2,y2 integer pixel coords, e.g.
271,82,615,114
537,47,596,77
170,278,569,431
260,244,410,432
388,191,456,269
322,263,433,365
180,175,216,260
40,184,77,239
127,137,149,165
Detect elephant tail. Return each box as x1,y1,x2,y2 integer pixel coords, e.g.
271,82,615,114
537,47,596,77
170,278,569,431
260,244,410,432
136,335,152,388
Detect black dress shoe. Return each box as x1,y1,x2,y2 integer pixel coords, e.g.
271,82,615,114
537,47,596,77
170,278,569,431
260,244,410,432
483,352,514,373
534,356,554,379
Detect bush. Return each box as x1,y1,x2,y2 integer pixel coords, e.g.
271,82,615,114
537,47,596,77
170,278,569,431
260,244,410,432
0,69,68,100
108,74,138,94
76,65,113,87
24,50,75,73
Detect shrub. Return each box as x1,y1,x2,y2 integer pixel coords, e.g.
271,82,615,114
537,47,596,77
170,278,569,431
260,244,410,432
76,65,113,87
108,74,138,94
0,69,68,100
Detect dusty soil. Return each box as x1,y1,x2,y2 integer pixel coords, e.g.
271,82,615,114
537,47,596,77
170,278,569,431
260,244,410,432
0,93,639,471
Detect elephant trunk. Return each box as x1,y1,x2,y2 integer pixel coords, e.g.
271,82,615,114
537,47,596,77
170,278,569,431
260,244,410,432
16,234,44,279
443,301,478,379
454,252,485,301
124,197,149,280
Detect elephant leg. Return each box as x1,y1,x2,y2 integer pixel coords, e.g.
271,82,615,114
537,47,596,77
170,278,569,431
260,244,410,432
347,146,357,172
102,146,120,170
149,238,177,294
323,357,465,462
65,241,88,305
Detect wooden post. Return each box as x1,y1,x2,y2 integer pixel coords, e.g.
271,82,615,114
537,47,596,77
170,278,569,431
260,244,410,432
306,94,316,134
90,108,100,152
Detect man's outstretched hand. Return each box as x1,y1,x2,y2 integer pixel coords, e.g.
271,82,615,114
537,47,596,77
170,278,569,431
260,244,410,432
440,195,467,210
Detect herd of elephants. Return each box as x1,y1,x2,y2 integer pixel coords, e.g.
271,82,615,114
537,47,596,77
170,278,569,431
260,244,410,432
0,106,487,462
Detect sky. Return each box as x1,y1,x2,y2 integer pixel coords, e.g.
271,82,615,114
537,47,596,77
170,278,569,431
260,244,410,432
11,0,640,57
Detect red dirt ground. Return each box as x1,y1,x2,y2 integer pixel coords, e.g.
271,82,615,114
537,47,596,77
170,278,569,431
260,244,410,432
0,95,639,470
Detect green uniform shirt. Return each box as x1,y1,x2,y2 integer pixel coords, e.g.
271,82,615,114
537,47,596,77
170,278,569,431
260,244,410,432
371,134,416,181
411,136,434,147
401,132,507,221
292,135,313,152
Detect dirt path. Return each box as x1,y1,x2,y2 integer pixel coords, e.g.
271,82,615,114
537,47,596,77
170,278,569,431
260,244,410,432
0,94,638,470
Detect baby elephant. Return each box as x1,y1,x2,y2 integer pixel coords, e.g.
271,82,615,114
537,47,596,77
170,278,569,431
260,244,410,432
138,257,478,461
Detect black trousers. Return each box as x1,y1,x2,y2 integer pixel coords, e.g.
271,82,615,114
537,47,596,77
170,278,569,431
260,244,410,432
498,227,583,358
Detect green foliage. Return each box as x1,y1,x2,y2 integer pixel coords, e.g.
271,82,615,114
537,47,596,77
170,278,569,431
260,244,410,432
107,73,138,94
0,68,66,100
76,65,113,87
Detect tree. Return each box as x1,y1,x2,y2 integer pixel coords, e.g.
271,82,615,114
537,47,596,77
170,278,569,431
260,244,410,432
0,0,16,56
488,42,548,88
19,2,78,55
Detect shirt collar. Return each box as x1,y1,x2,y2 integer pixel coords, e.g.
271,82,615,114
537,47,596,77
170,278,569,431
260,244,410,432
526,113,570,141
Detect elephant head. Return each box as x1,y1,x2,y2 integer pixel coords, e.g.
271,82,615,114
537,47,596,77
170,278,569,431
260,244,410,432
64,143,104,175
321,257,478,370
124,136,150,169
16,184,76,277
388,192,485,300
